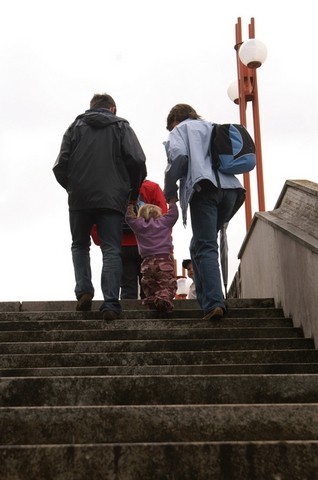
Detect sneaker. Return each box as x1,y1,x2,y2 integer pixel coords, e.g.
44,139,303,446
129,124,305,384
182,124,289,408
76,293,93,311
202,307,224,321
103,310,120,321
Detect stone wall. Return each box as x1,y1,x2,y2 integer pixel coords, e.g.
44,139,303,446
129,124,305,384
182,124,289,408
235,179,318,347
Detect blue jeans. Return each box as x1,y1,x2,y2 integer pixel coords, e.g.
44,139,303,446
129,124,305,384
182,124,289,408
189,181,245,314
69,208,124,313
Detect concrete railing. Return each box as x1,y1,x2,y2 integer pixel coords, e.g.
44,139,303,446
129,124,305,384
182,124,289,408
231,179,318,347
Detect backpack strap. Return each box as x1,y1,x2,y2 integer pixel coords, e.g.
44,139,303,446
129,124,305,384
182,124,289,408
209,124,222,192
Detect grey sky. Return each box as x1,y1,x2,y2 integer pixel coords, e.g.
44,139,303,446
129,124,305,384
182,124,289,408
1,0,317,301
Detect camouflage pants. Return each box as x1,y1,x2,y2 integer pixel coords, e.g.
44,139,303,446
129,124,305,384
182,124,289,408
141,254,177,311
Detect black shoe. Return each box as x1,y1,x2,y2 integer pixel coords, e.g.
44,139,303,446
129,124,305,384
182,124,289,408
103,310,120,321
76,293,93,311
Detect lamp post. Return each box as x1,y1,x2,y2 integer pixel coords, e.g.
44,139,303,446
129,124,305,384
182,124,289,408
228,17,267,230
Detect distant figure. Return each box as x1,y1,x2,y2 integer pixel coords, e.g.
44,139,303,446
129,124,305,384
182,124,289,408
182,259,197,299
175,276,188,300
125,201,179,316
164,103,245,320
53,93,147,319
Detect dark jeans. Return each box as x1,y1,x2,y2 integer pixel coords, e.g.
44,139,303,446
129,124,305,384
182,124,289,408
120,245,144,299
189,182,245,314
69,208,124,313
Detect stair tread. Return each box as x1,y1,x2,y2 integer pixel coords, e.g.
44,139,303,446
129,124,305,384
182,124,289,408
2,362,318,376
0,298,317,478
1,441,318,480
0,327,305,343
1,374,318,406
2,403,318,444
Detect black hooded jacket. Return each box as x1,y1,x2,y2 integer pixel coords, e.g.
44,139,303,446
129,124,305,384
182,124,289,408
53,108,147,213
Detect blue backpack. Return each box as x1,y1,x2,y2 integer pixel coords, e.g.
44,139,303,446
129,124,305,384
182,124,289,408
210,123,256,176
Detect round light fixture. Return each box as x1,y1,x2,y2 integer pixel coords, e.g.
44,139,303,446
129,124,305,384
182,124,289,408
239,39,267,68
227,80,239,104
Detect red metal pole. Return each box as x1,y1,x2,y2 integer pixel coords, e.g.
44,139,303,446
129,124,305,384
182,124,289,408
249,18,266,212
235,18,253,231
251,73,266,211
235,17,266,225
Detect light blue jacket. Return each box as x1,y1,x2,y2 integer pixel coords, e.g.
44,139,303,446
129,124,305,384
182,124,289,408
164,118,244,225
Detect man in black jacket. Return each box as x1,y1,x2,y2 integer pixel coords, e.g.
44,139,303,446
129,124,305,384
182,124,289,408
53,93,147,319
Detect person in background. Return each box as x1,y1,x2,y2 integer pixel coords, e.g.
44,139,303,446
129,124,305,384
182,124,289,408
182,259,197,299
175,275,188,300
53,93,147,320
164,104,245,320
125,201,178,316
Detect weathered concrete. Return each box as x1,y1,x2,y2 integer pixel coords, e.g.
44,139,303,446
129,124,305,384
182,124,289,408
235,179,318,347
1,442,318,480
1,374,318,407
1,298,318,479
0,297,275,312
0,337,313,355
2,404,318,444
0,325,303,343
3,362,318,377
1,348,318,369
0,304,284,321
0,315,291,331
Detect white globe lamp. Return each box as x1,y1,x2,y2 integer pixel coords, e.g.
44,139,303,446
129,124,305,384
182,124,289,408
227,80,239,104
239,39,267,68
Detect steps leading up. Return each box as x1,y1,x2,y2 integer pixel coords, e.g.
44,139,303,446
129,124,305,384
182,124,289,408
0,298,318,479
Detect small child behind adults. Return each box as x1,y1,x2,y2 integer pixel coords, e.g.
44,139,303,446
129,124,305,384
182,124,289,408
125,200,179,316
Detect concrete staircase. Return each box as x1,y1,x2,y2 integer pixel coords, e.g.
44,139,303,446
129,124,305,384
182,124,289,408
1,298,318,479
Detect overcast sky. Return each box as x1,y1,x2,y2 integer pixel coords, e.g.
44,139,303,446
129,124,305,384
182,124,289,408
1,0,317,302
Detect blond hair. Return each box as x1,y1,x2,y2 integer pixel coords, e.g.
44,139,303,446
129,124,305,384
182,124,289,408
138,204,162,221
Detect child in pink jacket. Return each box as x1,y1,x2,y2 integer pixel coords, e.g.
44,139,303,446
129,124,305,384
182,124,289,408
125,201,178,316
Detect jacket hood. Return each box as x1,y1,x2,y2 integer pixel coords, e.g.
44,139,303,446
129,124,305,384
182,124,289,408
75,108,128,129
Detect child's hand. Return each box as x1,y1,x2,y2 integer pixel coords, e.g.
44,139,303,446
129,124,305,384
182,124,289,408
168,197,178,204
127,203,136,217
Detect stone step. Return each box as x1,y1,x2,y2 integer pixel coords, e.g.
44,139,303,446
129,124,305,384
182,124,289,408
0,316,292,331
2,362,318,377
1,374,318,406
0,298,316,479
2,404,318,444
0,337,314,355
0,306,285,321
1,349,318,369
0,441,317,480
0,326,304,343
1,297,274,312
